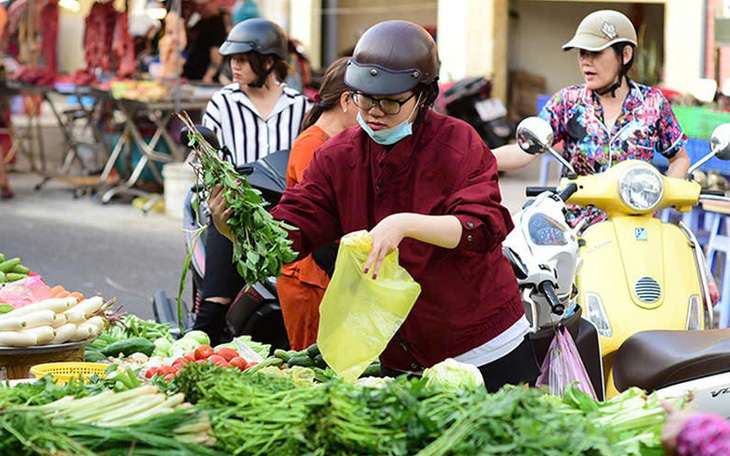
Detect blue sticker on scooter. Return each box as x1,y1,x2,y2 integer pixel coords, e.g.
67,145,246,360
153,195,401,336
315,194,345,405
635,228,648,241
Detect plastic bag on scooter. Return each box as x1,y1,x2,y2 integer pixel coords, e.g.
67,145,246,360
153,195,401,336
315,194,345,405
317,230,421,382
535,326,597,399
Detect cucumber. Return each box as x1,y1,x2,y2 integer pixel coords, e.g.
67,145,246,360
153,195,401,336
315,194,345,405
101,337,155,357
361,362,382,378
287,355,315,368
5,273,28,282
0,259,21,273
313,354,327,369
274,349,293,362
248,357,284,374
11,265,30,275
306,343,320,359
85,350,107,362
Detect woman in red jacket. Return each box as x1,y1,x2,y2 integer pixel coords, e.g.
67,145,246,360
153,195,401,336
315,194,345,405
211,20,538,391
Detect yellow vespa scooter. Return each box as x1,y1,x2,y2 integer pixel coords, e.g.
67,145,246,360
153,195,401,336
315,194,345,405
515,118,730,398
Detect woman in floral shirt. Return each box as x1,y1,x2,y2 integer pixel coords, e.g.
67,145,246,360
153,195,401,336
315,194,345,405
495,10,690,227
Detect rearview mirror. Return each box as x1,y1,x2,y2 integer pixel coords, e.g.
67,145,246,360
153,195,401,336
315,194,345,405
515,116,554,155
178,125,221,151
711,124,730,161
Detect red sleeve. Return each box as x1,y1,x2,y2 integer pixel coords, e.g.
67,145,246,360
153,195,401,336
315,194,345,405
444,134,514,253
271,152,343,260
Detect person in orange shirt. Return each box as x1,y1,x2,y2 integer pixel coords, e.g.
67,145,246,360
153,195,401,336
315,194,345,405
277,57,358,350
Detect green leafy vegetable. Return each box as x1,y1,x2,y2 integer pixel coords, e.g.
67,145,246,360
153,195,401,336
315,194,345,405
178,113,298,288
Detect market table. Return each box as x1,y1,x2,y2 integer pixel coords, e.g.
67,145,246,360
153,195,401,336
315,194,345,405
92,85,216,207
1,79,49,174
2,79,111,191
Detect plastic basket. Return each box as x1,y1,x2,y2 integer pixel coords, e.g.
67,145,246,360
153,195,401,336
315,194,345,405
673,106,730,141
30,362,108,383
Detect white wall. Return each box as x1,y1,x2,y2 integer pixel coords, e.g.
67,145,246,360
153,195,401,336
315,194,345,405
336,0,437,56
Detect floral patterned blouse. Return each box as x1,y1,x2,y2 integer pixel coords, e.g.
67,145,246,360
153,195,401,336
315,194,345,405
539,79,687,227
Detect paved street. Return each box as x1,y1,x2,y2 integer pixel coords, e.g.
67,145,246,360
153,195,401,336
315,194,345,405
0,124,548,320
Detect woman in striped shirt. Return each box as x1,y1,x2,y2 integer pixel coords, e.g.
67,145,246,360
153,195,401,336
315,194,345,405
195,18,309,345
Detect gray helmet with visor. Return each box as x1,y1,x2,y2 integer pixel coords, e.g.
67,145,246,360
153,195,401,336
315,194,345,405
219,18,288,59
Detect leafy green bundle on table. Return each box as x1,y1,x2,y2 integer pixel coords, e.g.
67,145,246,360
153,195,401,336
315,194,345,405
178,113,298,286
162,363,675,456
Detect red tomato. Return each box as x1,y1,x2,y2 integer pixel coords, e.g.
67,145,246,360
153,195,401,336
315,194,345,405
208,355,229,367
145,367,159,378
184,353,197,363
195,359,207,364
164,373,175,381
229,357,248,371
246,361,259,370
194,345,214,360
215,348,239,362
175,357,191,366
172,362,182,372
158,365,175,376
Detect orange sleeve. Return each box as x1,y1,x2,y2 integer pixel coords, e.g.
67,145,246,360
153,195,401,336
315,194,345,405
287,127,329,187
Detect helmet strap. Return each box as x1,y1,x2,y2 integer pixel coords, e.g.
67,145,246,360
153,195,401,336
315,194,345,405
594,47,628,98
248,61,276,89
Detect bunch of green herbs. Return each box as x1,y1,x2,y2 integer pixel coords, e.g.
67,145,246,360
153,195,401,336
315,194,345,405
178,113,297,285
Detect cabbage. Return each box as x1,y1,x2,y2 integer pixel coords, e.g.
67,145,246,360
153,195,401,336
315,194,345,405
422,358,484,393
152,335,174,357
215,335,270,359
169,338,201,358
182,330,210,345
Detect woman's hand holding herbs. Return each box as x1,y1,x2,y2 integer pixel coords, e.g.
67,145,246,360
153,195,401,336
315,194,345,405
208,184,234,242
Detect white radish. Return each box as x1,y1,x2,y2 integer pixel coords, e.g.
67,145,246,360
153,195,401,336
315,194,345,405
0,317,28,331
21,326,56,345
70,324,94,341
0,298,78,320
75,297,104,316
63,308,88,324
23,310,59,329
50,323,77,344
86,316,107,332
78,321,101,339
0,331,37,347
50,313,68,329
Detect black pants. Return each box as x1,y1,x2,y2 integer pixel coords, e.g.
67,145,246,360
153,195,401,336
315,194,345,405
194,224,244,346
381,335,540,393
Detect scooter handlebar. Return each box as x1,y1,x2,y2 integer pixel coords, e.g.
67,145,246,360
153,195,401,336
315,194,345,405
537,280,565,316
525,186,557,197
556,183,578,202
524,184,577,202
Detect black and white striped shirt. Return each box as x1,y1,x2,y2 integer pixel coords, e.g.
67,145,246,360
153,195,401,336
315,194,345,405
202,83,310,165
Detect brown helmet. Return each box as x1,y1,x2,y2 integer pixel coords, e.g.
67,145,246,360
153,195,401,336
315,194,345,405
562,10,637,52
345,20,439,96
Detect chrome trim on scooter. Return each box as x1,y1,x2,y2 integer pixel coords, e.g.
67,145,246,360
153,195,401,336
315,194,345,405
678,220,715,329
523,287,539,334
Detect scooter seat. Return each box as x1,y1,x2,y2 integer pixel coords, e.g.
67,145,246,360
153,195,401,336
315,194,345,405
613,329,730,392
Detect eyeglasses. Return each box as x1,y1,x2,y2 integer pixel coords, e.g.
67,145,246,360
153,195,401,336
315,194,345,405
350,91,416,115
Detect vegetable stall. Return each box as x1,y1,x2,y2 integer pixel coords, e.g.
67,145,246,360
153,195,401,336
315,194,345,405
0,248,689,456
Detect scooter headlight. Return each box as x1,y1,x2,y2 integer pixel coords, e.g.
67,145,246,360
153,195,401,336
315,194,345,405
585,293,612,338
618,165,664,212
686,295,703,330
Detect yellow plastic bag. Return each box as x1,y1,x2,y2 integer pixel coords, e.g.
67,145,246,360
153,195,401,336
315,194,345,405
317,230,421,381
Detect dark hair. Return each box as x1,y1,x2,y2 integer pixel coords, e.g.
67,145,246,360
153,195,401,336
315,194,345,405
230,51,289,85
611,42,635,74
301,57,350,130
413,80,439,126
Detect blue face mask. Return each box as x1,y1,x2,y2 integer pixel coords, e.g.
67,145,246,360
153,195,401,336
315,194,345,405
356,95,420,145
